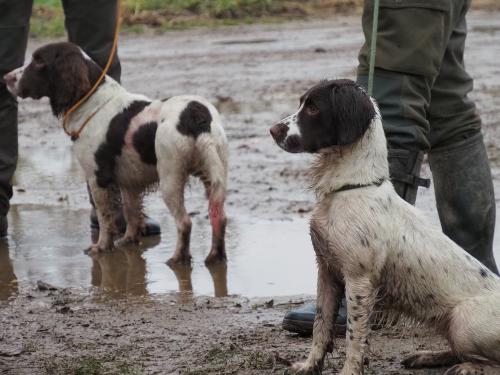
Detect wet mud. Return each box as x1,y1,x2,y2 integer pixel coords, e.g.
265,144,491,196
1,11,500,374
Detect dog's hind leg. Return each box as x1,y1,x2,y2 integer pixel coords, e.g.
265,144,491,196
445,295,500,373
292,263,343,374
159,168,191,265
120,189,144,244
402,350,460,369
340,276,376,375
87,179,121,252
204,182,227,265
198,144,228,265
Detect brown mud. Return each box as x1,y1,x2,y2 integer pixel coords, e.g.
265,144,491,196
2,11,500,374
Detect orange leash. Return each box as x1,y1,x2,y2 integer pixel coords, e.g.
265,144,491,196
62,0,122,141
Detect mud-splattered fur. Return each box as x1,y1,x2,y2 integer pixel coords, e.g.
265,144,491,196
5,42,229,265
269,80,500,375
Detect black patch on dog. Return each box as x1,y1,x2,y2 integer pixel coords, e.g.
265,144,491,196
297,79,376,152
177,101,212,138
480,268,488,278
133,122,158,165
16,42,108,117
94,100,151,188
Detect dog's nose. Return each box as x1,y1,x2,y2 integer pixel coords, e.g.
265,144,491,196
270,122,288,140
3,72,16,86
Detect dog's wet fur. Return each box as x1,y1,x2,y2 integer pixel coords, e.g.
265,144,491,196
270,79,500,375
5,42,229,265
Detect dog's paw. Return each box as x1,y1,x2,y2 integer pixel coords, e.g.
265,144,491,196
204,252,227,266
444,363,485,375
402,352,435,369
402,351,458,369
84,243,113,254
116,236,140,247
167,254,192,266
290,361,319,374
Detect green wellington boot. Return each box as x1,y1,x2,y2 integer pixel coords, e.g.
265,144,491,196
429,133,499,274
0,215,6,238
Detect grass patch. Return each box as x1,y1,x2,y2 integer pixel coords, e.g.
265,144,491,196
31,0,361,38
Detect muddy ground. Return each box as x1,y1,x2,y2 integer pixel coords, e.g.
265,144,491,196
2,11,500,375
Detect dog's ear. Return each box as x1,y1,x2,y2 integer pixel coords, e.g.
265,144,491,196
330,84,376,145
49,49,91,117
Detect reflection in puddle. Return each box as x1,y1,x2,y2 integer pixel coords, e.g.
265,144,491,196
0,205,316,300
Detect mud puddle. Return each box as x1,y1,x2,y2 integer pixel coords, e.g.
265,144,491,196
3,147,317,300
1,205,315,301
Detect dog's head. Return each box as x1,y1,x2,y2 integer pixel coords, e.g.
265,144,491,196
3,42,102,116
270,79,376,153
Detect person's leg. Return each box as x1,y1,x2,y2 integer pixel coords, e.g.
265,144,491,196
0,0,33,238
356,0,457,203
427,0,498,274
62,0,121,82
61,0,160,236
284,0,453,335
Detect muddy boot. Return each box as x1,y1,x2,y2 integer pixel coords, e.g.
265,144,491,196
388,149,430,205
429,133,499,274
0,215,6,238
282,300,347,337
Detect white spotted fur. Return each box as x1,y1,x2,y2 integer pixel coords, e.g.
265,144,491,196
61,77,228,264
289,102,500,374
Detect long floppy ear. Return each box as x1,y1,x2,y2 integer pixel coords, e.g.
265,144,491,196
330,84,376,145
49,50,91,117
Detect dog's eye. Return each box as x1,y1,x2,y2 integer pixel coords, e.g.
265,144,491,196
305,104,319,116
32,54,45,69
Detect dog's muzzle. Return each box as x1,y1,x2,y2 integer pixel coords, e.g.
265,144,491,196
270,122,304,153
270,122,289,143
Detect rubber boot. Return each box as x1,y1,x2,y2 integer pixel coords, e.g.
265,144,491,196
388,149,430,205
282,300,347,337
429,133,499,274
0,215,6,238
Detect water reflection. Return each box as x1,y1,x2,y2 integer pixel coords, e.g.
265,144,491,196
3,204,317,299
168,261,228,303
89,236,160,296
0,240,18,300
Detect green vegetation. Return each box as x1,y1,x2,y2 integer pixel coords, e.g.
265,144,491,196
30,0,360,38
30,0,500,38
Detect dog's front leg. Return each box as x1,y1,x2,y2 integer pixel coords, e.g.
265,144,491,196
341,276,375,375
292,263,342,374
119,188,144,244
87,179,120,252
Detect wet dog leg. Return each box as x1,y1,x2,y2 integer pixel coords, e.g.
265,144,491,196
87,179,120,252
292,263,342,374
160,171,191,265
204,185,227,265
402,350,460,369
120,189,144,244
340,276,375,375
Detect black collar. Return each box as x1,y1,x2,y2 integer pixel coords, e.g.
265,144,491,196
334,178,386,193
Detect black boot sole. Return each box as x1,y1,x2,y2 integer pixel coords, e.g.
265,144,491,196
282,319,346,337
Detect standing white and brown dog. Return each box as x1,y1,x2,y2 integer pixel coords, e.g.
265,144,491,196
270,79,500,375
4,42,228,265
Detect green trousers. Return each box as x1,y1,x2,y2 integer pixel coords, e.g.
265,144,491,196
357,0,498,273
357,0,481,151
0,0,121,216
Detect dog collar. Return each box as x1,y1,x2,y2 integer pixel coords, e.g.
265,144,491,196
334,178,386,193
